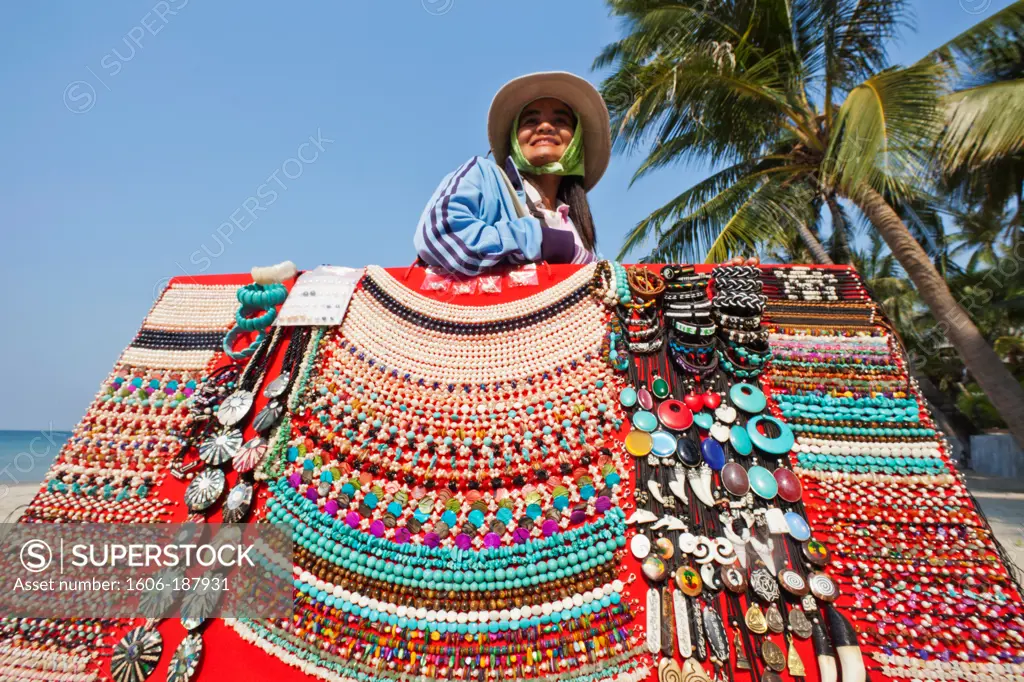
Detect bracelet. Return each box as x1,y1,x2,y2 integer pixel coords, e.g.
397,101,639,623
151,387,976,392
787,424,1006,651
670,319,716,337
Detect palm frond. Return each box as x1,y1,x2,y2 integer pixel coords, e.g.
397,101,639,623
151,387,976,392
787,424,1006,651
824,63,944,199
939,79,1024,172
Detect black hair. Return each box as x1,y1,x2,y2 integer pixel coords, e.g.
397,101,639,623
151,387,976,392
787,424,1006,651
524,176,597,253
558,176,596,253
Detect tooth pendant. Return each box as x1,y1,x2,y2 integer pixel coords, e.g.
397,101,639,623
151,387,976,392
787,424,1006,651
648,480,667,505
688,465,716,507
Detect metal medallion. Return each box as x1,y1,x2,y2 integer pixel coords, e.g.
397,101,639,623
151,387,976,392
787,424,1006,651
216,389,254,426
198,428,242,466
263,371,290,398
167,633,203,682
184,468,225,512
789,607,813,639
111,626,163,682
232,436,268,473
745,603,768,634
762,640,787,672
222,481,254,523
252,399,284,433
766,603,785,633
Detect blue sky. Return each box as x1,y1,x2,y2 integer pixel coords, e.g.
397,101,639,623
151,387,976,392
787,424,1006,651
0,0,1014,430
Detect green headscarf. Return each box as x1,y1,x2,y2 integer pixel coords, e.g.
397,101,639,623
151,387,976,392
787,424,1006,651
508,107,585,178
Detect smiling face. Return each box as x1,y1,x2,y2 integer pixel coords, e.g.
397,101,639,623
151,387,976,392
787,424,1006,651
515,97,576,167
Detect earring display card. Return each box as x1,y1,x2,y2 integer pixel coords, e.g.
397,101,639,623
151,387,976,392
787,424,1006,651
275,265,364,326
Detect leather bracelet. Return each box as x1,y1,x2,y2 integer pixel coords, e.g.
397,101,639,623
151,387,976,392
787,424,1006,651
671,319,717,337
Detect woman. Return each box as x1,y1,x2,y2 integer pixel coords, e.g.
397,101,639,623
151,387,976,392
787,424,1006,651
414,71,608,276
413,71,758,275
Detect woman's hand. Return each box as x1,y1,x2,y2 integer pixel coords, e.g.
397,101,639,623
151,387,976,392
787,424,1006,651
725,255,760,266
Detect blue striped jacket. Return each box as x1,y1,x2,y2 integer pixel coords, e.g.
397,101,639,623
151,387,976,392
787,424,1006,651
413,156,576,276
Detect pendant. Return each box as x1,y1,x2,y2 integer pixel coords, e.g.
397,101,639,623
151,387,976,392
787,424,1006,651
803,539,831,566
111,626,163,682
766,603,785,634
702,607,730,664
216,389,254,426
643,555,668,582
673,590,692,658
654,537,675,561
734,633,751,670
669,470,688,503
778,568,809,597
700,563,722,591
761,640,787,672
787,635,806,677
659,657,682,682
690,599,706,661
232,436,268,473
646,588,662,654
631,534,651,559
652,374,670,399
722,563,747,593
648,480,667,505
661,588,675,658
676,566,703,596
222,481,254,523
750,532,777,575
828,606,867,682
688,465,716,507
138,567,183,618
713,537,736,565
252,399,284,433
808,571,839,602
714,404,737,424
790,607,813,639
167,633,203,682
693,536,715,564
263,371,290,398
638,386,655,410
626,430,654,457
745,604,768,634
682,659,712,682
626,509,657,525
198,428,242,466
750,568,780,602
184,468,225,513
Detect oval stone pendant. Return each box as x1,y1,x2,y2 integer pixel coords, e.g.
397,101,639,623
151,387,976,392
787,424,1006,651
651,375,670,399
721,462,750,496
676,438,702,467
637,387,654,410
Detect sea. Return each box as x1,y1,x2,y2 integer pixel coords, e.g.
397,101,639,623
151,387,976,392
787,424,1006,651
0,429,72,485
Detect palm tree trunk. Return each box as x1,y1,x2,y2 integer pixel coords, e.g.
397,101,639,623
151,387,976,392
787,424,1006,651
827,198,853,264
851,185,1024,449
795,221,835,265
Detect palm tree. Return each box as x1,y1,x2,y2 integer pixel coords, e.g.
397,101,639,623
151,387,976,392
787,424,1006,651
597,0,1024,446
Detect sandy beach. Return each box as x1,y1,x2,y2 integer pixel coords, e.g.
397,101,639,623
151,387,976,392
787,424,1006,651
0,483,42,523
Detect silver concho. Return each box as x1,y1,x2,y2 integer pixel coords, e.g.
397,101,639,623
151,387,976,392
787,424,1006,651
111,626,162,682
222,481,254,523
184,468,225,512
216,389,254,426
198,428,242,466
263,371,291,398
167,633,203,682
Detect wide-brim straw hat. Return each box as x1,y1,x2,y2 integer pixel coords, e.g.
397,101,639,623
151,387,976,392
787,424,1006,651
487,71,611,192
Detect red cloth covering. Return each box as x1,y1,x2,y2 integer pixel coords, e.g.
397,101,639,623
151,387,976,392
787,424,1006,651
107,264,859,682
